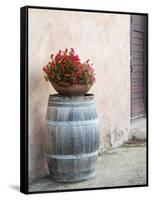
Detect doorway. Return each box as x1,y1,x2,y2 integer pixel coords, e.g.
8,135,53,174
130,15,148,119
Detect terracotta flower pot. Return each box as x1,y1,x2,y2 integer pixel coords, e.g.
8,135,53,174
51,82,92,96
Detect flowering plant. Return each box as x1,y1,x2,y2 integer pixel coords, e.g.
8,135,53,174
43,48,96,87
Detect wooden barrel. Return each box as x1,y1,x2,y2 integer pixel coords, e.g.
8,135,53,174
45,94,100,182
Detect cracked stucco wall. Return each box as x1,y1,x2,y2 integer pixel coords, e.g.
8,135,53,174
28,9,130,182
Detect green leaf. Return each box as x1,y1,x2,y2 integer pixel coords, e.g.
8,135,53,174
57,74,61,80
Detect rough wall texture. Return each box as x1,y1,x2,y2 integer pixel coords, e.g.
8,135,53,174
28,9,130,182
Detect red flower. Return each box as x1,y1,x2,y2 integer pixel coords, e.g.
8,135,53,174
52,61,55,66
65,48,68,53
76,72,80,77
61,64,64,70
46,70,51,76
71,48,74,53
55,54,59,61
43,66,46,72
75,55,79,61
50,54,54,59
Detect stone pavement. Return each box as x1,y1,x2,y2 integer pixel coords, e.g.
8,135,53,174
29,141,147,192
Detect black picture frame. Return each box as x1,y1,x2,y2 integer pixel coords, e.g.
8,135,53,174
20,5,148,194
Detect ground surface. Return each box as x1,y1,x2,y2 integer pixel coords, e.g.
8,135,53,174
29,142,147,192
129,117,146,140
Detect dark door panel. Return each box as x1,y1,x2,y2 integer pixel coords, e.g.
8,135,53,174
131,15,147,118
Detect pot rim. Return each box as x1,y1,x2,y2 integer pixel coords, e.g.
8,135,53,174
51,81,92,88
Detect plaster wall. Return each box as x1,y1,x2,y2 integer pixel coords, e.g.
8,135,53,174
28,9,130,182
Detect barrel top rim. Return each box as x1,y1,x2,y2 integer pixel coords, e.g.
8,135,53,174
48,94,95,101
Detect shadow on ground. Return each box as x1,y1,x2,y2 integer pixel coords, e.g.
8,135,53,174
9,185,20,192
